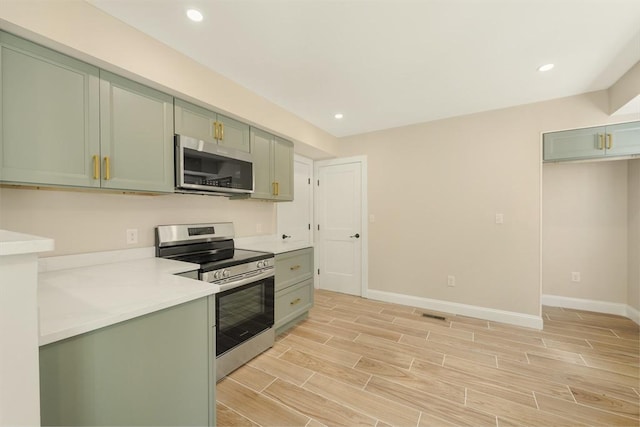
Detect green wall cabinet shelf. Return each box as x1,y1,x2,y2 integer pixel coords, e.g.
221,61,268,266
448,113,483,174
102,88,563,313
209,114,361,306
543,121,640,162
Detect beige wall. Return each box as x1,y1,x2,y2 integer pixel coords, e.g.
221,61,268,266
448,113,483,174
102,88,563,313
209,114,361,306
609,61,640,114
0,0,338,160
338,91,638,316
542,160,628,303
0,188,275,257
629,160,640,311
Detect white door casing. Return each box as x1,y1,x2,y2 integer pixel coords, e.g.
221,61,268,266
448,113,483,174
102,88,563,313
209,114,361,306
277,155,313,245
314,156,368,296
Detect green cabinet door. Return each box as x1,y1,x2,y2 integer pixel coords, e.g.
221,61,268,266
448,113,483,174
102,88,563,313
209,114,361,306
174,99,250,152
543,126,606,162
273,137,294,201
40,297,215,426
543,121,640,162
606,121,640,157
250,127,274,198
99,71,174,192
247,129,294,201
217,113,250,152
174,99,217,144
0,31,100,187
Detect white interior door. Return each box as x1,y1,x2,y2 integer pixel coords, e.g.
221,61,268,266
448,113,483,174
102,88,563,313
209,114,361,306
277,155,313,244
315,156,367,296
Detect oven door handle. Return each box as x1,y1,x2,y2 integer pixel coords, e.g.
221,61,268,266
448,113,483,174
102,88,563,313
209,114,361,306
212,268,274,292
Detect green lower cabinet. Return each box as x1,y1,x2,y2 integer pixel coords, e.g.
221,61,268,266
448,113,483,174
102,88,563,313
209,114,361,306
39,297,215,426
274,247,314,335
275,278,314,335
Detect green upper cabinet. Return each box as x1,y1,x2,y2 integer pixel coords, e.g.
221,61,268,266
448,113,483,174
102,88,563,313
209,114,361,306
607,121,640,157
273,136,294,200
250,128,275,199
543,121,640,162
174,99,250,152
247,128,293,201
0,31,100,187
0,31,174,193
99,71,174,193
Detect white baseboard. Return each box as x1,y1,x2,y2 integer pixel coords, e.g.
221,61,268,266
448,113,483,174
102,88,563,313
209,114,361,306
366,289,543,330
541,294,640,326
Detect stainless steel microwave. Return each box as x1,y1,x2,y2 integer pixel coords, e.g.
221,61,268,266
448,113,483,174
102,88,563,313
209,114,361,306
175,134,254,195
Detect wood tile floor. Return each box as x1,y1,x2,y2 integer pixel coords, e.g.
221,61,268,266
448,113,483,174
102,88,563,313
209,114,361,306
216,289,640,426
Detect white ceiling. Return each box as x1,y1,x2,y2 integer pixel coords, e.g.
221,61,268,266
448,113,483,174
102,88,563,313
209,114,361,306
89,0,640,138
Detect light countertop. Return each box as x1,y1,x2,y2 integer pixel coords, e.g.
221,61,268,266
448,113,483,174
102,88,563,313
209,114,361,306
0,230,54,256
38,257,216,346
235,236,313,255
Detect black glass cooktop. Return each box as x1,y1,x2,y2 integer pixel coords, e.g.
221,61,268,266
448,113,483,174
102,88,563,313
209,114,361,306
175,248,272,271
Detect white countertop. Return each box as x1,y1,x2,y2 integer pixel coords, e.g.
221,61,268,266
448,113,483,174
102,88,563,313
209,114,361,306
0,230,54,256
235,235,313,254
38,257,216,346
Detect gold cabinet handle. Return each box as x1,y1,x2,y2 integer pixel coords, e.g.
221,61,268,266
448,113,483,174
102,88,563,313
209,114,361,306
220,122,224,140
607,133,613,150
290,298,301,306
598,134,604,150
275,182,279,196
272,182,277,196
104,156,111,180
213,122,218,140
92,155,100,180
290,265,301,271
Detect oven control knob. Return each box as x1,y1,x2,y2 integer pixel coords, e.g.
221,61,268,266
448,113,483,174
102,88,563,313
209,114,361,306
223,270,230,278
262,259,269,267
213,271,222,280
257,261,264,268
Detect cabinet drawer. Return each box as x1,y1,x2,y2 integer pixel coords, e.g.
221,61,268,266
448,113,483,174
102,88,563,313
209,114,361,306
275,248,313,291
275,279,314,329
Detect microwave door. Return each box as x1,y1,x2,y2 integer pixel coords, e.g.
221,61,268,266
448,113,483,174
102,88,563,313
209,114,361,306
175,135,254,194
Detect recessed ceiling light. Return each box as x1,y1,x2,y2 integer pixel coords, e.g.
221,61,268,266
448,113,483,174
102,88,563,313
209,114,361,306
334,113,344,119
186,9,203,22
538,63,554,72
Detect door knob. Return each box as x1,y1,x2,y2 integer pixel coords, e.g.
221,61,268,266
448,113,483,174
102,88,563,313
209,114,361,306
350,233,360,239
282,234,291,240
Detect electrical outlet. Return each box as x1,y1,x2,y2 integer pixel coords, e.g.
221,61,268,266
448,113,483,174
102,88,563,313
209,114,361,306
571,272,581,282
126,228,138,245
256,223,263,233
447,275,456,287
495,213,504,224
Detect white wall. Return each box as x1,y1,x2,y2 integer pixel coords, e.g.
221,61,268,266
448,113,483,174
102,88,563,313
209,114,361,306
542,160,629,303
337,90,638,317
0,188,275,256
629,160,640,312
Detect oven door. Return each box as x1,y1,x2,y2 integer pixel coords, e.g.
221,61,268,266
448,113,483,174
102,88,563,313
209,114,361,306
215,275,274,357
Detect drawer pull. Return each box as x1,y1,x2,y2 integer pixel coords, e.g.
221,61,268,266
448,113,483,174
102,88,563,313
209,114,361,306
290,265,301,271
290,298,301,306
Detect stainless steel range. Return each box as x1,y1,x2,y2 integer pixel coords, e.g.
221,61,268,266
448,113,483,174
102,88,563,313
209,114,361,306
155,222,274,381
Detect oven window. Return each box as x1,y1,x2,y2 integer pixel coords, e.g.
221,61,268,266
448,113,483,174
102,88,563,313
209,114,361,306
183,148,253,190
219,285,265,330
216,277,274,356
